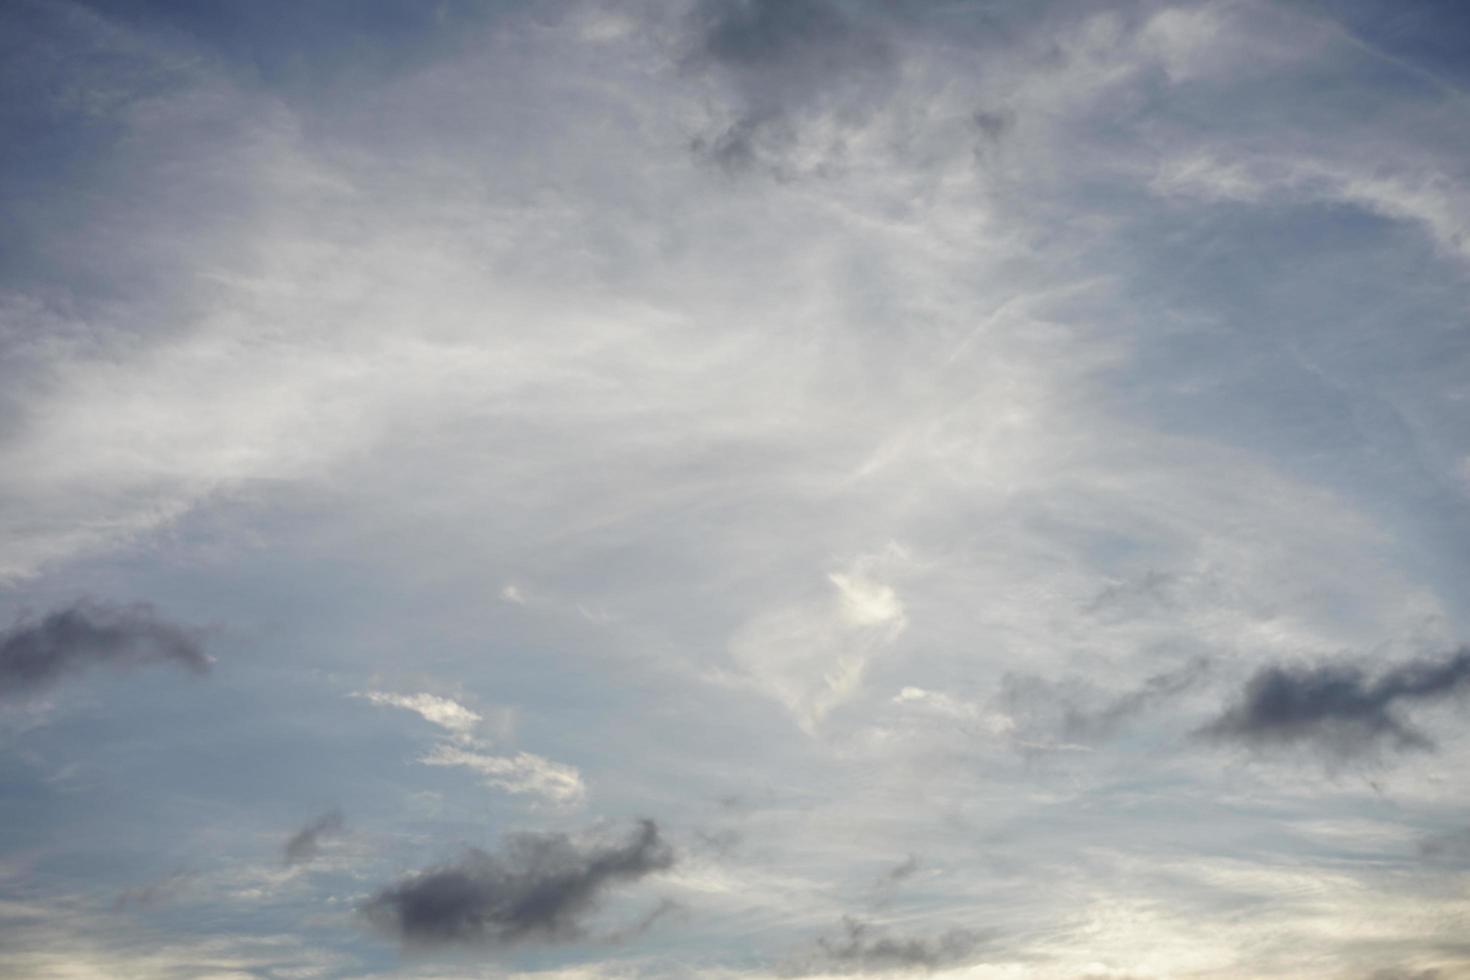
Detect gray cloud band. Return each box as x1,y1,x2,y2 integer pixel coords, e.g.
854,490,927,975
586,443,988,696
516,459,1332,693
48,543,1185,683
0,600,209,697
363,819,674,948
1200,648,1470,757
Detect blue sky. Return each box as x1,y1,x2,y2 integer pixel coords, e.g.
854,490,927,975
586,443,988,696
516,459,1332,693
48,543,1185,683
3,1,1470,977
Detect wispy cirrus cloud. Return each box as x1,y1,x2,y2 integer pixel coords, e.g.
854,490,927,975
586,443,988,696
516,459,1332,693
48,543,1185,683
355,689,585,807
421,744,586,808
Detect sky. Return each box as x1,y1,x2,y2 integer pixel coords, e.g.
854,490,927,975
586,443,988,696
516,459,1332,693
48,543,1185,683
2,0,1470,977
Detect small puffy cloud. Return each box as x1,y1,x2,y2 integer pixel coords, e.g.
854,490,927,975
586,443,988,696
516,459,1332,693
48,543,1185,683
0,600,209,697
362,819,674,948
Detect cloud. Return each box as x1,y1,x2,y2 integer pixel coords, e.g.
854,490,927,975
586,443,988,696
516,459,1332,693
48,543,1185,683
882,854,919,884
723,546,912,734
113,870,196,911
421,745,586,808
868,855,921,909
0,600,209,697
362,819,674,949
283,809,346,866
1200,648,1470,758
354,689,583,807
352,691,482,739
1061,658,1211,742
804,917,984,974
696,0,871,70
687,0,896,173
995,658,1209,751
1418,826,1470,864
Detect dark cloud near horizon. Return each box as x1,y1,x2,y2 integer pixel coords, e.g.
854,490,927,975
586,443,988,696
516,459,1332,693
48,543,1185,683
0,600,209,697
803,916,983,974
284,809,346,866
1200,648,1470,758
362,819,675,948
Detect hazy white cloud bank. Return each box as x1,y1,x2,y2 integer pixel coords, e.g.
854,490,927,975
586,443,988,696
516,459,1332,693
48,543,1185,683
3,0,1470,977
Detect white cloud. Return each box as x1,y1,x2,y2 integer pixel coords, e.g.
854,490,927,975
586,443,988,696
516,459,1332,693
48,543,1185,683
420,745,587,809
727,550,911,734
354,690,584,808
352,691,482,740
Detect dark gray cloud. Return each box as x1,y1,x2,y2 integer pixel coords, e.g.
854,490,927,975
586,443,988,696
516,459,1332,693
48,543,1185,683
687,0,896,174
284,808,346,866
1200,648,1470,758
0,600,210,697
805,916,983,974
362,819,675,948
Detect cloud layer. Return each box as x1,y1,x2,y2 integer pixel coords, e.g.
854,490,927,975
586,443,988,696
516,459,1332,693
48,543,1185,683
4,1,1470,977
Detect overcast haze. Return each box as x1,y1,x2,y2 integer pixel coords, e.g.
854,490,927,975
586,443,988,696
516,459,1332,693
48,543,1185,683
4,1,1470,977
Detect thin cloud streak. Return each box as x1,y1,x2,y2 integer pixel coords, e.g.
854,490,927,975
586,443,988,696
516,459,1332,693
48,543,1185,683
283,809,345,866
